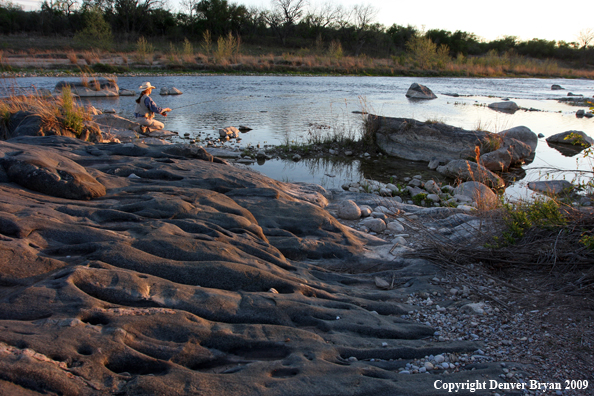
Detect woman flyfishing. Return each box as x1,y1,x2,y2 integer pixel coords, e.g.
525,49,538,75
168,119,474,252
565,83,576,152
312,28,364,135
134,82,172,133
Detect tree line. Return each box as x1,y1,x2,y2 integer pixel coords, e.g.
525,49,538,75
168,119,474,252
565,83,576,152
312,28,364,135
1,0,593,65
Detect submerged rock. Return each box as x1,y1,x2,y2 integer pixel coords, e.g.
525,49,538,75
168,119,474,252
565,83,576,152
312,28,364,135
160,87,183,95
405,83,437,99
488,101,519,113
527,180,573,195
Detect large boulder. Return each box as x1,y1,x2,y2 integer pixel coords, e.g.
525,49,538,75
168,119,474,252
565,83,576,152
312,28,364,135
546,131,593,147
54,77,119,97
488,101,519,113
503,138,534,165
479,147,512,172
0,143,106,200
453,181,498,208
405,83,437,99
118,88,136,96
499,126,538,151
436,160,504,188
371,116,500,162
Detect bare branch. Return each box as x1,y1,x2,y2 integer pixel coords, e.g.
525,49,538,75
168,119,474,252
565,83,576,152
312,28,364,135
271,0,307,25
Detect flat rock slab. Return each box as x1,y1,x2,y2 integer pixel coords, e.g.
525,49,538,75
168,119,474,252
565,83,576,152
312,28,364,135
0,136,506,395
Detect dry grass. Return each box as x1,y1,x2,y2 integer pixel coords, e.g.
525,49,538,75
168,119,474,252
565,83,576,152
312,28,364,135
82,50,100,66
67,51,78,64
409,202,594,296
2,44,594,78
0,88,94,139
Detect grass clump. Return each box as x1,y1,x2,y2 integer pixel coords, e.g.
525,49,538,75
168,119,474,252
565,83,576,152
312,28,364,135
479,133,503,154
0,87,93,139
491,198,567,247
412,192,428,206
58,86,87,136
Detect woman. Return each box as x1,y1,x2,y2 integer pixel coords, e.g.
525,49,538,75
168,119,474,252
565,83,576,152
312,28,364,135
134,82,172,133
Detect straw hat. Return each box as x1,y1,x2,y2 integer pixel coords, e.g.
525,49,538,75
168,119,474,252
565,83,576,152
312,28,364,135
139,82,156,91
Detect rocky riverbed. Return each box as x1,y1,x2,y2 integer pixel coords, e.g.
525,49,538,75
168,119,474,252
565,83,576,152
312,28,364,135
0,132,592,396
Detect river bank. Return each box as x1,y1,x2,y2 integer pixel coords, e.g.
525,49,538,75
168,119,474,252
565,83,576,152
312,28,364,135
2,50,594,79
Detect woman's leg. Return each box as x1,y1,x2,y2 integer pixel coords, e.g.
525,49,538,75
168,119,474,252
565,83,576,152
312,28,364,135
136,117,164,131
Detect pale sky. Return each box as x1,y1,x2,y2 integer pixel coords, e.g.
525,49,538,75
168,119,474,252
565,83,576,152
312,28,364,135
12,0,593,43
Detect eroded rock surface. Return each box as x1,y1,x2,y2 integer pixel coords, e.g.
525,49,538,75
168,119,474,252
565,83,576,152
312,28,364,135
0,136,506,395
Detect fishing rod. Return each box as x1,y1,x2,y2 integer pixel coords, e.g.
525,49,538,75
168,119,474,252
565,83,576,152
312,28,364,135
162,96,237,116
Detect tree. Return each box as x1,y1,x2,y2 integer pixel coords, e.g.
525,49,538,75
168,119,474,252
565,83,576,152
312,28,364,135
42,0,79,15
350,3,377,55
113,0,164,35
577,28,594,49
304,1,344,30
406,34,440,69
387,24,417,50
263,0,306,45
272,0,306,26
195,0,247,37
351,3,376,32
74,6,113,49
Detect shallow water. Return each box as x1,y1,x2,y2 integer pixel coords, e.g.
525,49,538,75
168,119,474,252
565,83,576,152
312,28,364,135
4,75,594,196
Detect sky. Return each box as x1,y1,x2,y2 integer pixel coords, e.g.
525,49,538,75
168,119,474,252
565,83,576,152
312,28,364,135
12,0,593,43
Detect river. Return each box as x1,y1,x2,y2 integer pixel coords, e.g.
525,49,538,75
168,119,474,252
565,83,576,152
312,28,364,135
3,75,594,198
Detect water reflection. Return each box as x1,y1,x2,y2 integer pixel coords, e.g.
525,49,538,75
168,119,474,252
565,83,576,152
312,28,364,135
547,141,588,157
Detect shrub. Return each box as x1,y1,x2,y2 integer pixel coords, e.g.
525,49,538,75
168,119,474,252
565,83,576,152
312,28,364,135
136,37,154,64
73,7,113,50
59,86,86,136
495,198,566,246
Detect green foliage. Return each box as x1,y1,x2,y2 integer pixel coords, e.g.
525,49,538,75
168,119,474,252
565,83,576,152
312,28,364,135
74,7,113,50
215,32,240,63
182,38,194,62
328,40,343,59
405,34,451,69
59,86,85,135
195,0,248,37
201,30,213,54
412,192,428,206
136,36,154,63
580,234,594,250
495,198,566,246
